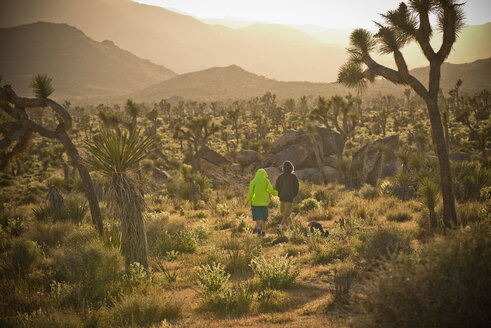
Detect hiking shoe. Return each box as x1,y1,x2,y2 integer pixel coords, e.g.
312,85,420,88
261,230,266,237
257,229,261,236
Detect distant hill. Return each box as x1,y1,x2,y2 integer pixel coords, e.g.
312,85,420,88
0,22,177,98
129,58,491,102
0,0,345,82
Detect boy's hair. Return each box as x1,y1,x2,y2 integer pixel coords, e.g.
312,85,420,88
282,161,294,173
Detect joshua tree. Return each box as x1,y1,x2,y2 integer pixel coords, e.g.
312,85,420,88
85,128,154,269
456,89,490,165
338,0,465,227
145,108,159,135
124,99,140,133
173,115,220,156
309,95,358,158
0,75,103,234
226,101,243,146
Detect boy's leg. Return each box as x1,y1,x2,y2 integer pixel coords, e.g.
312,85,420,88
280,202,293,229
256,220,261,235
261,220,266,236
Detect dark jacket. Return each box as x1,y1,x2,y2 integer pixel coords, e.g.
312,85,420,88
275,172,299,202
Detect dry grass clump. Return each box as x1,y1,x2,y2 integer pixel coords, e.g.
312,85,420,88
352,222,491,328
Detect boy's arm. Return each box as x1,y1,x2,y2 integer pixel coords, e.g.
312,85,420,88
248,181,254,204
294,176,299,197
267,180,278,196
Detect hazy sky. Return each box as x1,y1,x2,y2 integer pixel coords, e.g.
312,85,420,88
134,0,491,29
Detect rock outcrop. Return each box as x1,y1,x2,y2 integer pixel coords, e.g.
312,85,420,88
236,149,261,166
353,135,399,182
449,151,472,162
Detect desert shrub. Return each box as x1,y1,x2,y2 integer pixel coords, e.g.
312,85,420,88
16,309,84,328
193,220,210,241
269,196,280,209
6,238,40,276
216,203,230,217
312,240,351,265
386,211,412,222
103,219,122,250
197,262,230,294
313,189,328,202
155,230,198,255
256,289,291,312
250,254,299,290
146,212,170,256
109,288,182,327
456,202,488,226
52,242,122,304
32,197,88,224
480,186,491,201
355,225,411,264
297,197,320,213
63,197,88,224
452,162,490,201
235,213,248,233
352,222,491,328
220,236,262,277
329,260,358,304
4,216,25,237
359,184,379,200
26,221,74,252
204,282,254,314
122,262,148,289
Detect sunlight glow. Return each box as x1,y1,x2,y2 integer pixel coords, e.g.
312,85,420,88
133,0,491,29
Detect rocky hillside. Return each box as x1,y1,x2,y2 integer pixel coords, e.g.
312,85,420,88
0,22,177,98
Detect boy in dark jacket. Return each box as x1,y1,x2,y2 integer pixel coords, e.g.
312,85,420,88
275,161,299,232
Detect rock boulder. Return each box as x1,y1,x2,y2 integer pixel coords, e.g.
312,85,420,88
236,149,261,166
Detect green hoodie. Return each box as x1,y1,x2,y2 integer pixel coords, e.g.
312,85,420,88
248,169,278,206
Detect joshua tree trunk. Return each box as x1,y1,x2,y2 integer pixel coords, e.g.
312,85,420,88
58,131,104,234
114,174,148,270
426,93,456,228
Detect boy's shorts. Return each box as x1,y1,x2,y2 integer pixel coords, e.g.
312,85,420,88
280,202,293,217
251,206,268,221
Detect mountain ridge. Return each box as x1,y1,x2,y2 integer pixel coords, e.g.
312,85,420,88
0,21,177,98
129,58,491,102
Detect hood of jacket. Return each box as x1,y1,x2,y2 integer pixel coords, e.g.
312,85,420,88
254,168,268,179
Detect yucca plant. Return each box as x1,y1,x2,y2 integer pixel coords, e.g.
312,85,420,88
30,74,54,99
85,128,155,269
419,177,440,228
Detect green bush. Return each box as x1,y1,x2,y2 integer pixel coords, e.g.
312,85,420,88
110,289,182,327
26,221,74,253
52,242,122,304
197,263,230,294
452,162,490,202
359,184,379,200
352,222,491,328
156,231,198,255
355,225,411,264
204,283,254,314
250,254,299,290
6,238,40,276
297,197,320,213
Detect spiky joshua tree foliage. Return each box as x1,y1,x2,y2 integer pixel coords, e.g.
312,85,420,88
338,0,465,227
85,128,155,269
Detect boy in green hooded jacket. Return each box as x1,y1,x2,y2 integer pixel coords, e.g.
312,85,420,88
248,168,278,236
